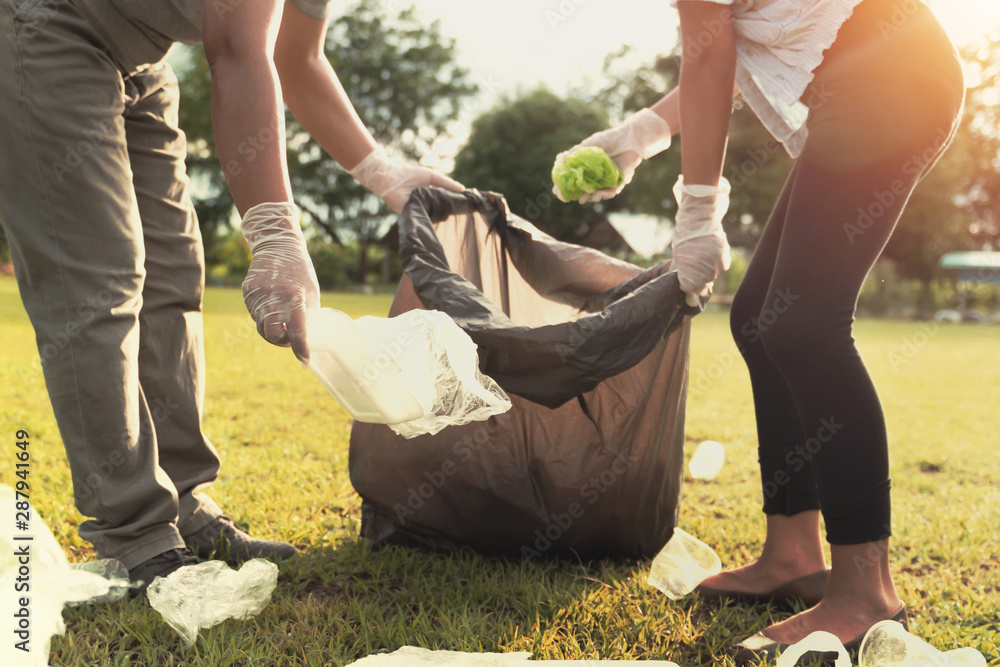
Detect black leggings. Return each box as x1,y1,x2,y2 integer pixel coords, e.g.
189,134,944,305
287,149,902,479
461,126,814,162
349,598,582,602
730,0,965,545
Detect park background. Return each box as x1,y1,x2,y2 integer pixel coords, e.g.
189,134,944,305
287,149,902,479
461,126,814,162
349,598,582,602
0,0,998,665
173,0,999,320
0,0,998,317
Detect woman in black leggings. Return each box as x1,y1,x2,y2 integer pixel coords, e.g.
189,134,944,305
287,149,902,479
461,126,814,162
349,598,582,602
556,0,965,659
721,0,964,658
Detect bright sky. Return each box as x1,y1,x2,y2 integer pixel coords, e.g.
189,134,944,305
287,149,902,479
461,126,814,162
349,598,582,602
403,0,676,107
404,0,1000,168
409,0,998,100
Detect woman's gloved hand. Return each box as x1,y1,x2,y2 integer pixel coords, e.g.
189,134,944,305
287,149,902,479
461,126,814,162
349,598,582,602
672,176,732,307
349,146,466,213
240,202,320,364
552,108,672,203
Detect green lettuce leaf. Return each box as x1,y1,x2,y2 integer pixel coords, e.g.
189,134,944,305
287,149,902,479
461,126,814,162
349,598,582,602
551,146,625,202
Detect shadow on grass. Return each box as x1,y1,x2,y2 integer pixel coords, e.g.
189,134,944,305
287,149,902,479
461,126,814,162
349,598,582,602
278,538,794,665
51,536,804,666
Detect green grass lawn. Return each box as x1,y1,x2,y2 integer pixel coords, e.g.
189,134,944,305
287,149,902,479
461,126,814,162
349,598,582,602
0,277,997,666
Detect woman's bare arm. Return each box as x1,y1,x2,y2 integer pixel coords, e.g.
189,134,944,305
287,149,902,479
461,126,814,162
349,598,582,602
676,1,738,186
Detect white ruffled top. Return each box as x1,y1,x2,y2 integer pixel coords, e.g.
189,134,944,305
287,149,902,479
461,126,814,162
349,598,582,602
672,0,865,157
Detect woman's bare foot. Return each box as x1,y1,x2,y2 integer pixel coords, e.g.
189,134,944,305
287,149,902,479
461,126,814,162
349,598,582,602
760,595,903,645
746,539,902,644
700,511,827,594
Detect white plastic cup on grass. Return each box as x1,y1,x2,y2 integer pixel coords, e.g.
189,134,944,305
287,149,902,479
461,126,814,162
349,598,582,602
859,620,987,667
689,440,725,480
647,527,722,599
777,631,851,667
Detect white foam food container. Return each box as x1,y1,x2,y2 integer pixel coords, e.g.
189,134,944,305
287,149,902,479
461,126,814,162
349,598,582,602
306,308,425,425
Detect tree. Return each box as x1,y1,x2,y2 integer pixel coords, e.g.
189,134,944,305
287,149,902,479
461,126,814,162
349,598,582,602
451,88,611,241
177,0,477,280
955,34,1000,248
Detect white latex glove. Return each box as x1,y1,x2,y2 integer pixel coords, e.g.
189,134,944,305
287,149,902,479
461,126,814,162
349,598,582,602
240,202,320,363
552,108,672,203
672,176,732,307
348,146,465,213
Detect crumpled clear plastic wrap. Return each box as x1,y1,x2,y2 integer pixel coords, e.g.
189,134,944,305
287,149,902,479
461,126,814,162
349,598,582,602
146,559,278,647
308,307,511,439
358,310,512,439
65,559,131,606
0,485,133,667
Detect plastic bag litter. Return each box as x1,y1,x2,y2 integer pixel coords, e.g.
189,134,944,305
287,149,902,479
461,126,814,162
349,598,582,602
373,309,511,438
0,485,134,667
146,559,278,647
345,646,682,666
66,559,130,606
308,307,511,438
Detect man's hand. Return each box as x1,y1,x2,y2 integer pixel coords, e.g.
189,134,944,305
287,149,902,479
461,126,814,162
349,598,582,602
240,202,320,363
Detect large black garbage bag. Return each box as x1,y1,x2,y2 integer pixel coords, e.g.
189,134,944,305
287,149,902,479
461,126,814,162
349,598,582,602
349,188,695,559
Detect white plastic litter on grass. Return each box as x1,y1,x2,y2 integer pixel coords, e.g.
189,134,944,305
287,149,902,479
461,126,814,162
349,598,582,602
307,308,511,438
774,624,988,667
146,558,278,647
688,440,725,480
345,647,681,665
0,484,133,667
859,620,987,667
65,559,131,606
647,528,721,599
776,631,851,667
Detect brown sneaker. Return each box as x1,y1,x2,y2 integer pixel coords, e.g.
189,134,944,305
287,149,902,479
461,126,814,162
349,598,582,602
127,547,200,597
183,515,297,564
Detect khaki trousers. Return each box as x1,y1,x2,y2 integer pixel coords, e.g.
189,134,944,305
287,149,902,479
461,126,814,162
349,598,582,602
0,0,222,568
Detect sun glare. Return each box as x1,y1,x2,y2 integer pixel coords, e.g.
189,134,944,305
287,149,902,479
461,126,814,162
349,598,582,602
928,0,1000,45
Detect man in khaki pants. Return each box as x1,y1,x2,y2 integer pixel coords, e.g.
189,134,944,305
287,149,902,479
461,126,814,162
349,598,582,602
0,0,461,593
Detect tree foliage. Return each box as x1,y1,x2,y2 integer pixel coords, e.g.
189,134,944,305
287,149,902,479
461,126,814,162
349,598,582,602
451,88,612,241
955,34,1000,247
